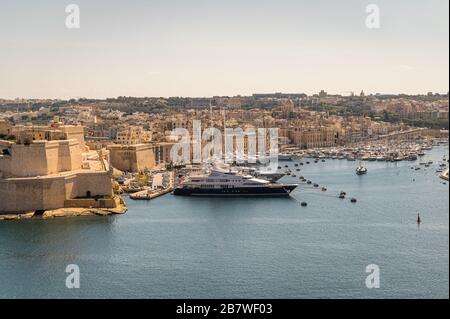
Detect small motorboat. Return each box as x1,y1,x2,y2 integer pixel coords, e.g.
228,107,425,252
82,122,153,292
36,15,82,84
356,162,368,175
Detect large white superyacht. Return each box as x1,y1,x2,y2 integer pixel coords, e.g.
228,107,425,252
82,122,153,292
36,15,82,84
173,168,297,196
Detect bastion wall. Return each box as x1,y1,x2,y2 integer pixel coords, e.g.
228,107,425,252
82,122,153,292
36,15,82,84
0,140,82,177
0,171,112,213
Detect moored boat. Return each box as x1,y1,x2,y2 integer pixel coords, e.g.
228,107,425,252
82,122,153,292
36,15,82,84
174,169,298,196
356,162,368,175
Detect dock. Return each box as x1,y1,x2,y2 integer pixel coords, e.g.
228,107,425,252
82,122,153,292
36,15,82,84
123,171,175,200
129,187,173,200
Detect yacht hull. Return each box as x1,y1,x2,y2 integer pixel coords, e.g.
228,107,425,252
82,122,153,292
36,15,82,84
173,185,296,196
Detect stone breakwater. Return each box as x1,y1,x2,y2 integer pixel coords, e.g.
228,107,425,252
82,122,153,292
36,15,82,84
0,196,127,221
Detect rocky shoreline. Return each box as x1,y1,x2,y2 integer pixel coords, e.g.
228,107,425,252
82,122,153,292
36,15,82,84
0,198,128,221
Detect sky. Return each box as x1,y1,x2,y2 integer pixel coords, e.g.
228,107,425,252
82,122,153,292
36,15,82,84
0,0,448,99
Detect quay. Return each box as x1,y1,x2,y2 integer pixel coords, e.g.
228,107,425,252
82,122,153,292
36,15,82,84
128,171,174,200
129,187,173,200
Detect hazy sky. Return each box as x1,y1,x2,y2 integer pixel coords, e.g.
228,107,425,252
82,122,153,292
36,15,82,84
0,0,448,99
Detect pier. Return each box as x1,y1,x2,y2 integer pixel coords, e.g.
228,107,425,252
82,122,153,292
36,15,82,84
129,187,173,200
129,171,174,200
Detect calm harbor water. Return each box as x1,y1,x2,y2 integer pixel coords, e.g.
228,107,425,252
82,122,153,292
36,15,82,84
0,146,448,299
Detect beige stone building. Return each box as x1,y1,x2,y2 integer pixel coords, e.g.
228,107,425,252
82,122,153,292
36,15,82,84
11,124,87,151
108,144,155,172
116,126,152,145
0,120,12,136
0,139,82,178
288,126,337,149
107,142,175,173
0,125,114,213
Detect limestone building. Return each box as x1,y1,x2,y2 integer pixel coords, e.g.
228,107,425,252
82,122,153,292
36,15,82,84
0,120,13,136
0,125,114,213
115,126,152,145
107,144,155,172
107,142,175,173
